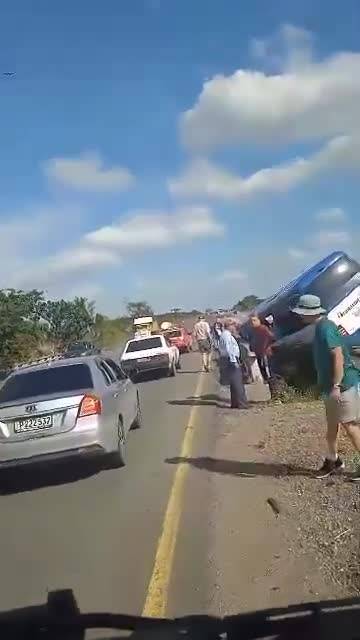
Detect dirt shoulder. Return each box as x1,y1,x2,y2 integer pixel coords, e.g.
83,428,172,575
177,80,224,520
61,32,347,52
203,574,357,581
205,383,360,615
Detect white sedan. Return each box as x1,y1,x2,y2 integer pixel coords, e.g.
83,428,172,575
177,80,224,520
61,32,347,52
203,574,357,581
120,334,180,379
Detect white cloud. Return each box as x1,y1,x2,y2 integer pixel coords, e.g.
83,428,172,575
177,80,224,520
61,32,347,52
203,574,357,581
181,25,360,151
85,206,224,251
250,24,314,71
288,248,307,260
315,207,346,223
14,206,224,292
310,229,351,249
44,151,135,192
12,245,120,291
0,204,85,287
217,269,248,282
169,135,360,201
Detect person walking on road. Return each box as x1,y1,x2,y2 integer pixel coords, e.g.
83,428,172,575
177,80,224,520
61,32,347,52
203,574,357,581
219,320,248,409
193,316,212,372
292,294,360,480
249,315,274,381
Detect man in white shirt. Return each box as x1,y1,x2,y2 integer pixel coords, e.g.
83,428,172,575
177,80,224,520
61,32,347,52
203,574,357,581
193,316,212,372
219,320,248,408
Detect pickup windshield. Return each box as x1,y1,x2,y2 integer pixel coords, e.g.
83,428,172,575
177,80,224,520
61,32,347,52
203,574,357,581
125,337,163,352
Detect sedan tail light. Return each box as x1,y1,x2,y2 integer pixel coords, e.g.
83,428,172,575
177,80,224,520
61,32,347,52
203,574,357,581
79,395,102,417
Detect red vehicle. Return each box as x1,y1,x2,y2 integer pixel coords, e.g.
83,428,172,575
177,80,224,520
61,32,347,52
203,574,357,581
164,327,193,353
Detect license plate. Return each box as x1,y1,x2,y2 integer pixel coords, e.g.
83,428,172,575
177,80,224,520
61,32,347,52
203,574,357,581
14,415,53,434
138,357,151,362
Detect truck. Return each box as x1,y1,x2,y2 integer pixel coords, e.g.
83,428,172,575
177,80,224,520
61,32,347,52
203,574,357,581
133,316,159,338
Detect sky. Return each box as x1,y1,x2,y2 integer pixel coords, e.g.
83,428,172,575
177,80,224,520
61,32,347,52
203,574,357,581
1,0,360,316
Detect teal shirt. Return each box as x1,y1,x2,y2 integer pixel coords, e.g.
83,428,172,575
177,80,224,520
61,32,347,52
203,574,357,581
313,318,359,394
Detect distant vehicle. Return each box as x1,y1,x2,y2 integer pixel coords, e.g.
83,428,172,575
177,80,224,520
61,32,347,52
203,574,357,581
120,334,180,379
0,355,141,469
133,316,159,338
63,341,101,357
164,327,193,353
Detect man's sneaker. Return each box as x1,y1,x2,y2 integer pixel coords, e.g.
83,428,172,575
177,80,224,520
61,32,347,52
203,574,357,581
315,457,345,479
349,468,360,483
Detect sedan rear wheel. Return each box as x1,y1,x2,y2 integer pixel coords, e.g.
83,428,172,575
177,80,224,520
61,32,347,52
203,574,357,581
112,418,126,468
131,393,142,430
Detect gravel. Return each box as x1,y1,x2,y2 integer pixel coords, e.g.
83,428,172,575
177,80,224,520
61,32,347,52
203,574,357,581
263,399,360,594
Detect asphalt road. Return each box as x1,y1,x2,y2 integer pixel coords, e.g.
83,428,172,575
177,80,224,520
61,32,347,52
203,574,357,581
0,352,215,618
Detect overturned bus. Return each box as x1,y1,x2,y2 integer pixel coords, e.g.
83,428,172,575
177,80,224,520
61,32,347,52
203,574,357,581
252,251,360,386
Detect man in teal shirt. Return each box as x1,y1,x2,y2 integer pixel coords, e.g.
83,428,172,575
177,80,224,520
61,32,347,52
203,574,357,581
292,294,360,480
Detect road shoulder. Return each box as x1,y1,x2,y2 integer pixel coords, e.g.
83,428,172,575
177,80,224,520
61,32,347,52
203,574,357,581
165,371,360,618
207,384,360,615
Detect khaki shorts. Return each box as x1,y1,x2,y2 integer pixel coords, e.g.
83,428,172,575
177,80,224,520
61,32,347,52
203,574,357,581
324,385,360,428
197,339,211,353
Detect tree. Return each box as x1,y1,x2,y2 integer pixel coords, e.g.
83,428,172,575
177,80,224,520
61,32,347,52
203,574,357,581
0,289,46,368
232,295,264,312
126,300,154,319
93,313,132,349
41,297,95,349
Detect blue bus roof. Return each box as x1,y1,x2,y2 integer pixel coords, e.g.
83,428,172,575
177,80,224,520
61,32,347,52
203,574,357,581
255,251,348,315
290,251,345,291
278,251,345,294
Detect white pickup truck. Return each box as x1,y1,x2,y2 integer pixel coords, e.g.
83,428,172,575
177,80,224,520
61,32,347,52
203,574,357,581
120,334,180,379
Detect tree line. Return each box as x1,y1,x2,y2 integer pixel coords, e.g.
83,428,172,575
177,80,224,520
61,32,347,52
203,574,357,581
0,291,263,371
0,295,158,371
0,289,96,370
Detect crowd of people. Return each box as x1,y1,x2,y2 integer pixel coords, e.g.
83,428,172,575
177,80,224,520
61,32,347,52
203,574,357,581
192,313,275,410
192,296,360,481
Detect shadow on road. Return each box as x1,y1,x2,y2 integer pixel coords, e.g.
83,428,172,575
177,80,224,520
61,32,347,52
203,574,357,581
165,455,312,478
134,370,169,383
168,393,270,409
0,458,108,495
167,393,229,408
178,370,203,374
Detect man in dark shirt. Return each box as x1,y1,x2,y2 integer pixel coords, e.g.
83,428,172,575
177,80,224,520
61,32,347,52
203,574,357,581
292,294,360,480
249,316,274,381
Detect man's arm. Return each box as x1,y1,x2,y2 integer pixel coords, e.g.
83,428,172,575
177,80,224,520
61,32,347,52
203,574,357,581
331,346,344,387
324,323,344,398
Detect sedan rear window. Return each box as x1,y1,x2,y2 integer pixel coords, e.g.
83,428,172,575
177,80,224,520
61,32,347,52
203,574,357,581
125,337,162,352
0,364,94,403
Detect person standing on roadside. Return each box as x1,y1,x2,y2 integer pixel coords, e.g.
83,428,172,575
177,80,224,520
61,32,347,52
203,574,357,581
219,320,248,409
193,315,212,372
212,319,223,351
292,294,360,480
249,315,274,381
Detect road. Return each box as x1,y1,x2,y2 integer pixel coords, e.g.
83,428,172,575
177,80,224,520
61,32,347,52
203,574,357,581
0,352,216,618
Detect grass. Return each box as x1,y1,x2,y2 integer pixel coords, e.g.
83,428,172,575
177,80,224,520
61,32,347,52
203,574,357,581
276,385,319,403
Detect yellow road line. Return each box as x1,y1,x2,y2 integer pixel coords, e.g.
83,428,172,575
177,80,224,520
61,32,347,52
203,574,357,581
142,371,206,618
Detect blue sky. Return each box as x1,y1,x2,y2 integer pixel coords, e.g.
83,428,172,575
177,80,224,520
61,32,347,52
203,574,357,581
1,0,360,315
